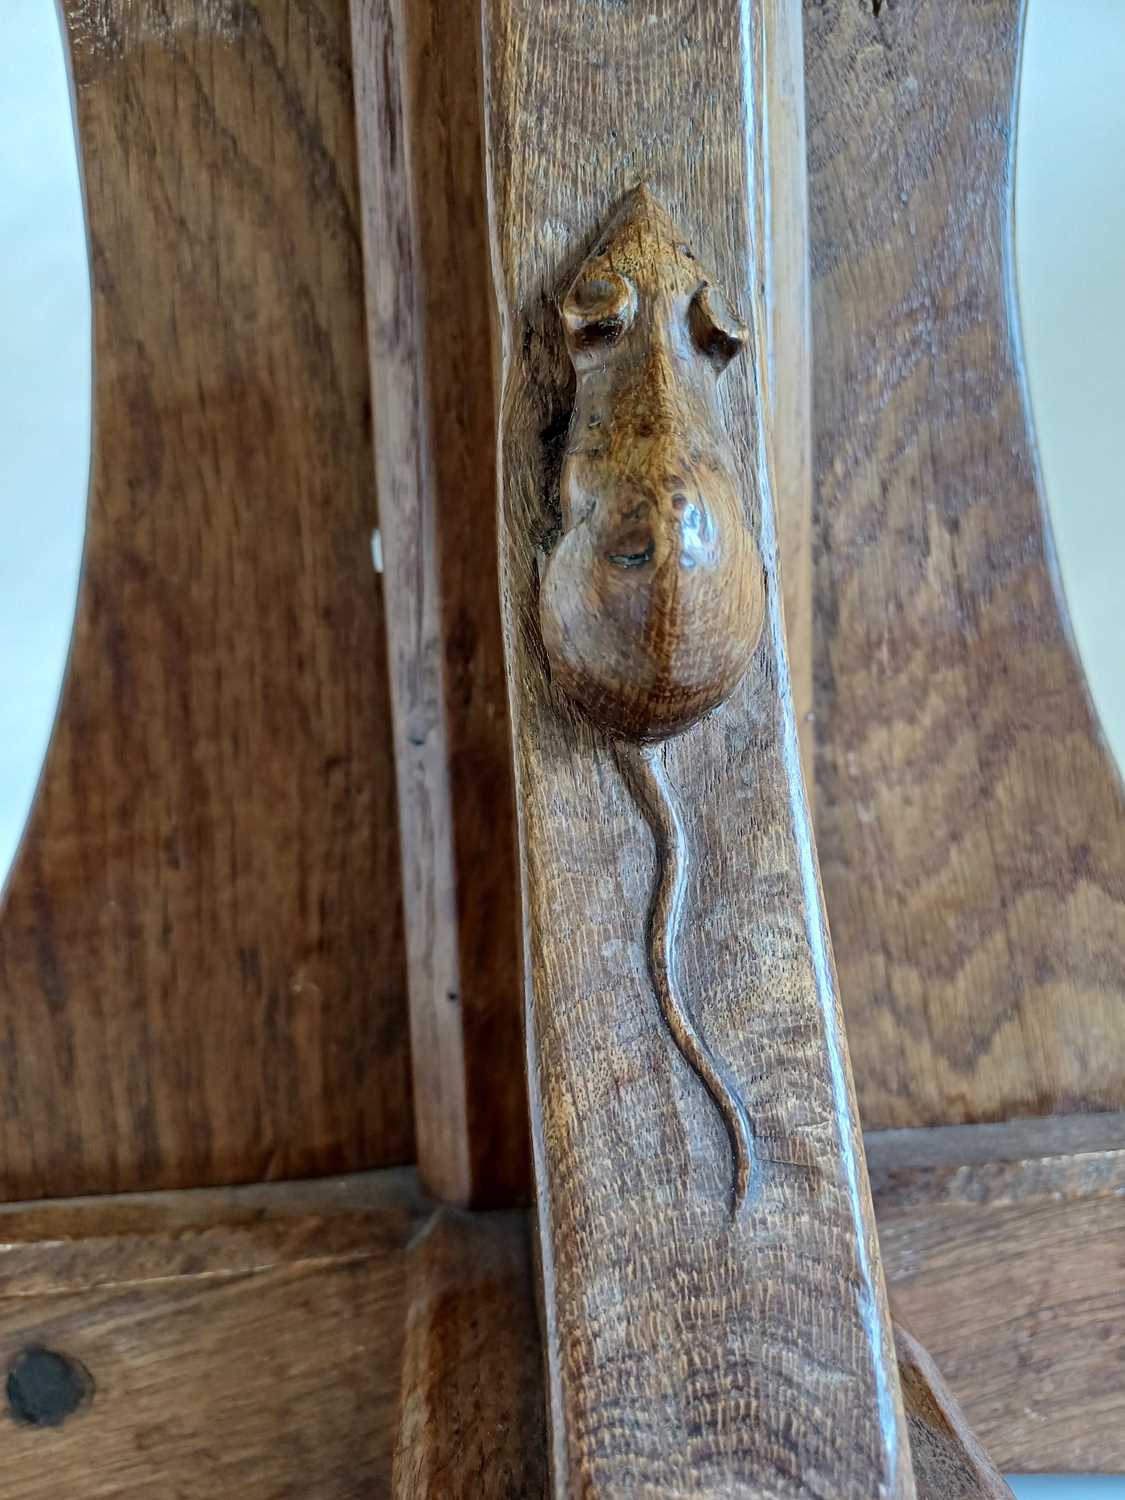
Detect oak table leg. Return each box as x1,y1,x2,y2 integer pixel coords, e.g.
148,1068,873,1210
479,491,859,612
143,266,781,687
480,2,912,1493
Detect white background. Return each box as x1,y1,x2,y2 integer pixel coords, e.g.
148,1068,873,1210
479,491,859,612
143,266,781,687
1016,0,1125,781
0,0,89,891
0,3,1121,1493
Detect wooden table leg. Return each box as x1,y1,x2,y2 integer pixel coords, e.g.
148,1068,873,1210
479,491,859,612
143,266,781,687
479,3,913,1493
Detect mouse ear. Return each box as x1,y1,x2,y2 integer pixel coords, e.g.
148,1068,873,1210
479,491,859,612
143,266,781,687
688,283,748,371
561,270,637,352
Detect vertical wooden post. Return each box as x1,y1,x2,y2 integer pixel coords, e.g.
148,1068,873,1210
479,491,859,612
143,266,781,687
480,1,913,1492
350,0,529,1206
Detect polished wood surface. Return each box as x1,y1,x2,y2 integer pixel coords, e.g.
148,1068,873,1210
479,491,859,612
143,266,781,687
482,1,911,1492
349,0,528,1208
0,1,412,1200
0,1172,425,1497
805,0,1125,1129
393,1208,547,1497
874,1115,1125,1472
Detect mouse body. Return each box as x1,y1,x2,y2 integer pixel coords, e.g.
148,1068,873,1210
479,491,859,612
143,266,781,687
539,185,765,742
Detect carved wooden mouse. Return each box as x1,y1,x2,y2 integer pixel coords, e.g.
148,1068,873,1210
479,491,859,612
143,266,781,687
540,184,765,741
538,185,766,1215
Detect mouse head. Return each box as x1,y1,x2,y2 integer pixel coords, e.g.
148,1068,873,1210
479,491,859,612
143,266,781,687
539,185,766,742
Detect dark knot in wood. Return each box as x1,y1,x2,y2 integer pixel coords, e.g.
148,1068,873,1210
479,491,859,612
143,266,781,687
6,1346,93,1428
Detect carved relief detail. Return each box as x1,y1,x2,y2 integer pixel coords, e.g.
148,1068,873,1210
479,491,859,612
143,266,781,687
538,185,766,1214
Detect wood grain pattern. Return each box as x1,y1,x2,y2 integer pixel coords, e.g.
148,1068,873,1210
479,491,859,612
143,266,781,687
0,0,412,1200
482,2,911,1493
393,1208,548,1498
2,1172,1023,1497
0,1170,425,1497
805,0,1125,1128
875,1120,1125,1473
349,0,528,1207
387,1209,1013,1499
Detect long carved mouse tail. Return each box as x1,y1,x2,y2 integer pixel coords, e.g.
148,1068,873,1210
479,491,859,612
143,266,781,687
617,742,755,1217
